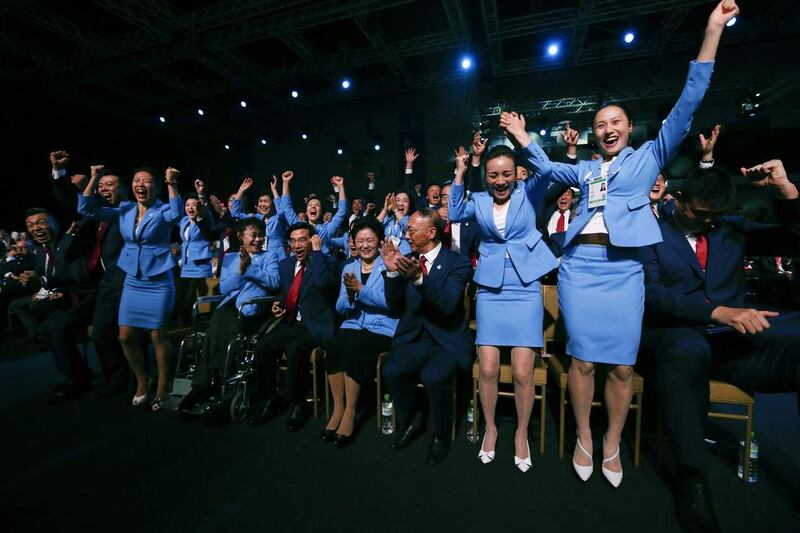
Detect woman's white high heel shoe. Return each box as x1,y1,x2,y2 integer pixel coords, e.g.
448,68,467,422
131,378,152,406
514,439,532,473
572,438,594,481
601,443,623,488
478,432,496,464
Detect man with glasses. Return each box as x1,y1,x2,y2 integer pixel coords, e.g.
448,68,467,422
381,208,473,464
638,161,800,533
249,222,339,431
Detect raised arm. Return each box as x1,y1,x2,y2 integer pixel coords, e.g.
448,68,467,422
163,167,182,224
403,147,420,192
278,171,300,226
77,164,121,222
449,150,476,223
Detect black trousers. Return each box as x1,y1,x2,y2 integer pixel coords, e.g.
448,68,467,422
325,328,392,386
639,318,800,470
192,305,261,387
254,321,316,404
382,332,458,439
90,273,125,384
38,293,96,384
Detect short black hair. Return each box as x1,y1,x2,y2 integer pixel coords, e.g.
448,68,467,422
485,145,516,168
681,166,736,211
594,103,633,125
184,192,199,202
257,190,273,199
132,166,161,189
237,216,266,234
426,183,441,192
416,207,445,242
285,221,316,240
350,216,384,242
24,207,50,218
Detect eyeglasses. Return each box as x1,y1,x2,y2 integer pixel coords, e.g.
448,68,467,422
405,226,431,236
288,237,310,245
354,237,378,246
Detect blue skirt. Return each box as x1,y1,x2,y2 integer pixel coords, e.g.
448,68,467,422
119,271,175,330
558,244,643,365
476,258,543,348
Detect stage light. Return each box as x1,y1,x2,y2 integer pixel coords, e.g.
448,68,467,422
623,32,635,44
547,42,560,57
374,144,381,151
755,92,761,98
341,79,351,90
337,148,344,155
726,17,737,27
291,90,299,98
540,128,547,137
261,139,267,145
158,116,166,123
240,100,247,108
461,56,472,70
301,133,308,140
224,144,230,150
197,108,204,116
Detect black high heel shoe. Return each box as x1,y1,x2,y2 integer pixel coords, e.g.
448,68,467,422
321,429,336,443
333,432,355,448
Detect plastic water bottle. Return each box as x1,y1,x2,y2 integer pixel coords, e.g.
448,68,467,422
381,394,394,435
737,431,759,483
466,399,476,442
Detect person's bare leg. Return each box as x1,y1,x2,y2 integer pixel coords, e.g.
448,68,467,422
478,346,500,451
603,364,634,472
337,375,361,437
511,347,535,459
119,326,148,396
326,371,345,431
151,328,172,399
568,357,595,466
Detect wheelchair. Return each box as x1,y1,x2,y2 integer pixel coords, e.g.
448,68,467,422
172,294,276,422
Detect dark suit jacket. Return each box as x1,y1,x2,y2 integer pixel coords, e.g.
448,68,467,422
384,246,473,370
276,250,339,346
641,198,800,327
34,233,90,293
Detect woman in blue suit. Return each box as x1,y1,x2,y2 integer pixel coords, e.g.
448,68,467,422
176,181,217,324
500,0,739,486
78,165,182,410
377,191,412,256
323,217,398,447
278,171,348,255
450,145,558,472
179,216,280,412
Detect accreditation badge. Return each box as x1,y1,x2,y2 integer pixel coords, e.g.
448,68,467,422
588,176,608,208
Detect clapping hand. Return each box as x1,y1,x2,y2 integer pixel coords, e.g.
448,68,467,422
239,246,251,274
310,234,322,251
343,271,362,297
380,240,399,272
396,256,422,280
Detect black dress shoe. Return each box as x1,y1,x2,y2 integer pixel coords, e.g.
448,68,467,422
334,432,355,448
321,429,336,443
392,423,428,450
247,398,280,426
178,386,212,412
286,403,310,432
426,435,451,465
674,476,721,533
46,381,92,405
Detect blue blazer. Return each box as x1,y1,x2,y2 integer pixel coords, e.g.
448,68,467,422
383,215,411,255
229,197,288,258
178,216,214,278
336,256,398,338
384,247,474,370
279,195,349,255
449,180,558,288
219,250,280,316
78,195,182,278
641,198,800,327
276,250,339,347
521,60,714,249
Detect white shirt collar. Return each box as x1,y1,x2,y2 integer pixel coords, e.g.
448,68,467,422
419,242,443,268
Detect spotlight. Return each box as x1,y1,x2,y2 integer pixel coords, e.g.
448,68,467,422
240,100,247,108
337,148,344,155
301,133,308,140
374,144,381,151
261,139,267,145
224,144,230,150
197,108,204,116
341,79,351,90
623,32,635,44
540,128,547,137
726,17,737,27
460,56,473,70
158,116,166,123
547,42,560,57
291,90,299,98
755,92,761,98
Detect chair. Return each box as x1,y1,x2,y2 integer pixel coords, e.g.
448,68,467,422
375,351,457,441
656,380,755,482
543,284,643,467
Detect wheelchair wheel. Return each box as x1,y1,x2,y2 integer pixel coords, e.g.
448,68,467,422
230,390,250,423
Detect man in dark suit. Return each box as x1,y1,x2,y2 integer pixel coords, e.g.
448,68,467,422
638,160,800,533
381,208,473,464
49,154,128,399
438,183,480,262
250,222,339,430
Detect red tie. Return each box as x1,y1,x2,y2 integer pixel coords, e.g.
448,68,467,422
776,257,782,271
444,222,451,235
87,222,109,273
556,212,565,233
284,263,305,323
694,233,708,271
420,256,428,276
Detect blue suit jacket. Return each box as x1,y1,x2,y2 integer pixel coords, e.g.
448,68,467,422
279,195,349,255
449,180,558,288
229,197,288,258
641,199,800,327
276,250,339,346
219,250,280,316
384,247,473,370
336,256,398,338
383,215,411,255
78,195,182,278
178,216,215,277
521,60,714,249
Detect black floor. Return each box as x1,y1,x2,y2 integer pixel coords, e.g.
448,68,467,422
2,340,799,533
